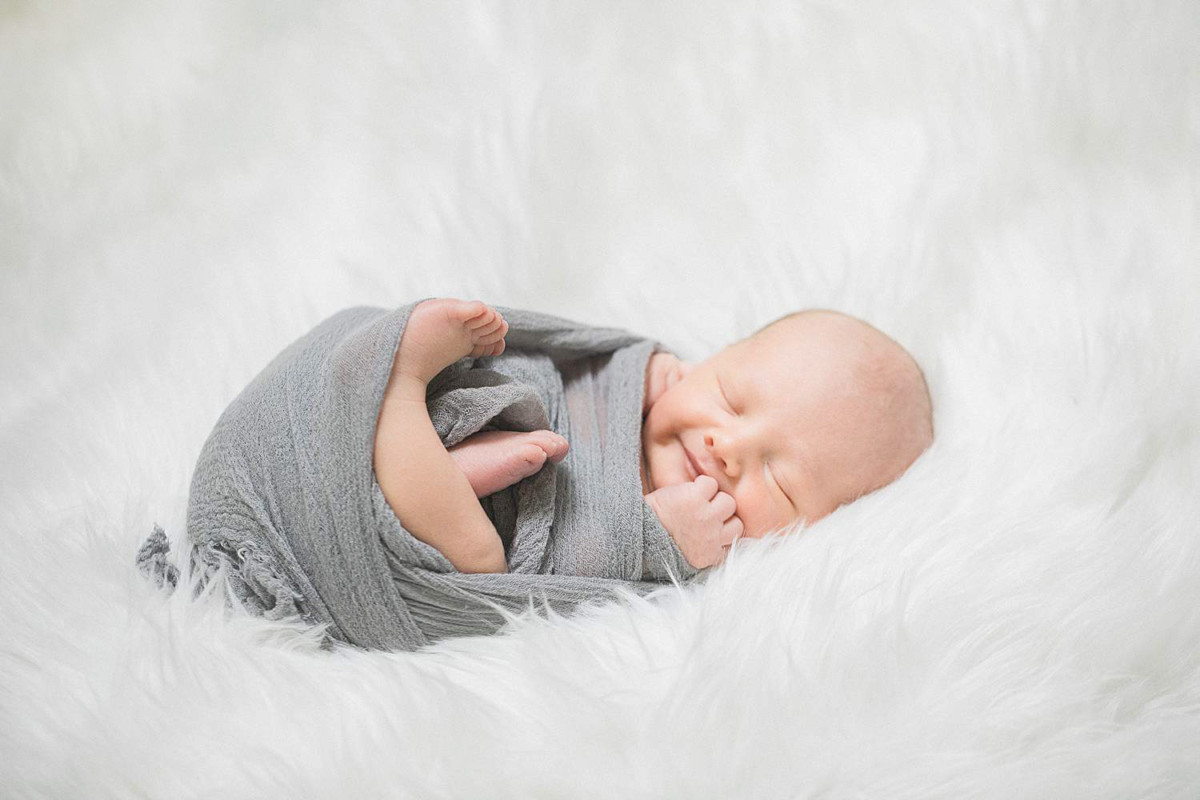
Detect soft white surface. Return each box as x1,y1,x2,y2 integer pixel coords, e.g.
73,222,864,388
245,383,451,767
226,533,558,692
3,1,1199,797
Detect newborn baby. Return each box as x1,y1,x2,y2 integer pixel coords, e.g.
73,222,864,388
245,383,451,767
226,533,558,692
375,298,933,574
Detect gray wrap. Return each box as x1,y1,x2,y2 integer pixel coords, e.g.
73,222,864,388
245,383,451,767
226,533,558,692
136,300,699,651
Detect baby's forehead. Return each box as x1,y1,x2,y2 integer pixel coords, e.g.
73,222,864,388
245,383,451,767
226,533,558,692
725,318,837,362
762,311,866,344
746,311,884,361
716,315,886,396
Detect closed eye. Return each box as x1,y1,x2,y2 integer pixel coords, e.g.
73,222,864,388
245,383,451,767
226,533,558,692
767,462,793,506
716,374,737,413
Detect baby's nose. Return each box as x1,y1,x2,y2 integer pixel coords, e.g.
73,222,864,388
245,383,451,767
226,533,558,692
704,432,741,477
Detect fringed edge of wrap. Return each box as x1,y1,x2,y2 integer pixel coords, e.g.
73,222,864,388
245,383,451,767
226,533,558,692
135,523,318,629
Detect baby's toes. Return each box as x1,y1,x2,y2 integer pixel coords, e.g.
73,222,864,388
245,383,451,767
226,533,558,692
474,314,507,343
529,430,569,463
472,339,506,358
516,442,550,469
452,300,490,326
463,304,498,330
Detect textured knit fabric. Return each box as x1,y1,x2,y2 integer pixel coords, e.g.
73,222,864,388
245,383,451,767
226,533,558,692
136,300,699,651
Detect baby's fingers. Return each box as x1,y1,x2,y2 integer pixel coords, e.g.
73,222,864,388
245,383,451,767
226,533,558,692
692,474,719,498
720,516,744,547
709,490,736,521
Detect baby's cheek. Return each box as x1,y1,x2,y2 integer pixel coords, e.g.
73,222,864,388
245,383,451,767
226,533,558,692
731,489,775,538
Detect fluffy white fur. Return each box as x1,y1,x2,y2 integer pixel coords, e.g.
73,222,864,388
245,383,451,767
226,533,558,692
3,1,1199,797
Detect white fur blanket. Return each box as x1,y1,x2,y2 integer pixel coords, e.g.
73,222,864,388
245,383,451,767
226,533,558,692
3,2,1198,797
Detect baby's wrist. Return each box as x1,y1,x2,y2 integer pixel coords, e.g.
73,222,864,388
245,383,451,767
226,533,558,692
643,492,684,542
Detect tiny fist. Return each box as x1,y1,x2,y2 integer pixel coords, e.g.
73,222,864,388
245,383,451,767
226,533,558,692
711,491,737,521
693,474,718,495
722,516,744,545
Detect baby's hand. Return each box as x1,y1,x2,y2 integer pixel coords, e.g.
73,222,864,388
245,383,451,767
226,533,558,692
644,475,743,569
643,352,691,414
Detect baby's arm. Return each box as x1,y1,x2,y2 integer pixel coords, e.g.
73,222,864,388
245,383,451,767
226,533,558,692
373,299,510,573
644,475,742,569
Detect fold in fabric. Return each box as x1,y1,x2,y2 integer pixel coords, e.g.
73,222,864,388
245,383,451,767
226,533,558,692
136,301,699,651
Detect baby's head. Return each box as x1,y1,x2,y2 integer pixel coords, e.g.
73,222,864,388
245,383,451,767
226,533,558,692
641,309,933,538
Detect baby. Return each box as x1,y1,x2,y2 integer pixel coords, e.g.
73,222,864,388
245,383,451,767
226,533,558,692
374,299,933,574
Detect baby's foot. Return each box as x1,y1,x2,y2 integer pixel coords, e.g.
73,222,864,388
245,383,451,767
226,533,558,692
388,299,509,398
448,429,569,498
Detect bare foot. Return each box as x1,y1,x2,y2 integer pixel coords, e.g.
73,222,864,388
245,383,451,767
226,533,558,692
388,299,510,400
448,430,569,498
371,298,514,574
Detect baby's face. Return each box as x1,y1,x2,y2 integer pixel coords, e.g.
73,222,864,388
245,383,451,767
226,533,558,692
641,315,914,538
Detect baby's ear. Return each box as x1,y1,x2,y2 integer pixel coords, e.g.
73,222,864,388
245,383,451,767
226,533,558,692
666,359,693,391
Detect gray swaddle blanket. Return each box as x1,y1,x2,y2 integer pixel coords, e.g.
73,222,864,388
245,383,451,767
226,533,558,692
136,300,699,651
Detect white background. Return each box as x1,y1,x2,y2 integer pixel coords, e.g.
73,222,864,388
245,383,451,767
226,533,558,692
2,2,1199,797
